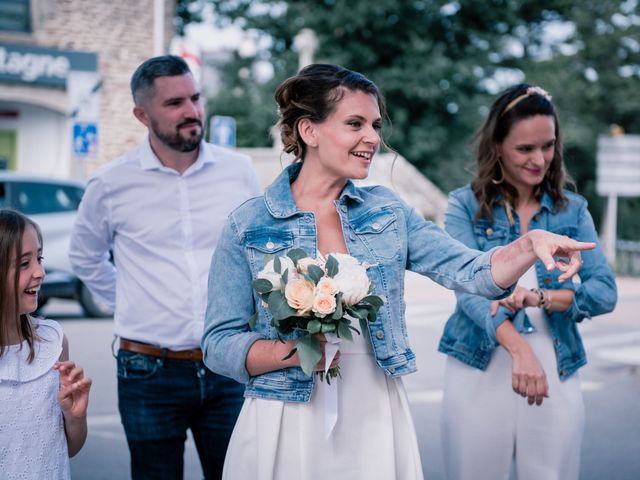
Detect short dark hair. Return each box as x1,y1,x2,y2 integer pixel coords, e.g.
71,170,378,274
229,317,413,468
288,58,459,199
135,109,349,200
130,55,191,104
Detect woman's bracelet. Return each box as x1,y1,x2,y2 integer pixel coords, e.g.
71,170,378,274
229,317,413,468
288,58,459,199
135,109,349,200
530,288,553,312
530,288,544,308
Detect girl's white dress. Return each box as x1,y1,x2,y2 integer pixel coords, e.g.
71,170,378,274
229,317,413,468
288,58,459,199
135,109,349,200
223,328,424,480
0,319,70,480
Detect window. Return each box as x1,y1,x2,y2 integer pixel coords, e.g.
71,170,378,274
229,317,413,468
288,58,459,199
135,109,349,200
13,182,84,214
0,0,32,33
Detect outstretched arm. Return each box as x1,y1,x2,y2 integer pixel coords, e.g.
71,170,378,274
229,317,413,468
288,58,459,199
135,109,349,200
490,229,595,289
56,336,92,457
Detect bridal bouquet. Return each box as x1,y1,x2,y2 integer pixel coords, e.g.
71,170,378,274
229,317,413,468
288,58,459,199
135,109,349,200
249,248,384,382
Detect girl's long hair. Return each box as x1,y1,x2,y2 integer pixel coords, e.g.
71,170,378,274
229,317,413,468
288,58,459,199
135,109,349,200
471,83,571,222
0,209,41,362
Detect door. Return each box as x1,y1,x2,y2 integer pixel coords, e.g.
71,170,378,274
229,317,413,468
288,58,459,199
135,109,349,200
0,129,17,170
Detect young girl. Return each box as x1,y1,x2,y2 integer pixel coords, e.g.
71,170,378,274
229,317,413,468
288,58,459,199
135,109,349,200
0,208,92,479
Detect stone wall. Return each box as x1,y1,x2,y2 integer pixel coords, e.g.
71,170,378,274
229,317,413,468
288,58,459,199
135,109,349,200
0,0,176,174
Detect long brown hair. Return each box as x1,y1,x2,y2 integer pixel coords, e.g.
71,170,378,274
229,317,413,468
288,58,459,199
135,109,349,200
471,83,571,222
0,209,42,362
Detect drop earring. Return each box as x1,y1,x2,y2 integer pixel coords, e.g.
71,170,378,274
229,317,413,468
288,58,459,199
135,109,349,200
491,159,505,185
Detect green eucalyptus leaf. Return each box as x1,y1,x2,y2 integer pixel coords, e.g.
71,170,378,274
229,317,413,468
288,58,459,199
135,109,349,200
325,255,339,277
306,264,324,284
282,268,289,285
362,295,384,309
337,320,353,341
268,291,297,320
263,254,274,266
307,319,322,334
274,256,282,274
248,312,257,330
297,334,322,376
320,322,336,333
331,295,344,320
359,318,368,335
287,248,309,265
253,278,274,294
281,347,297,361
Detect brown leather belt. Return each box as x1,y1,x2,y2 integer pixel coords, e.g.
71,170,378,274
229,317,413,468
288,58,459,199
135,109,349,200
120,339,203,361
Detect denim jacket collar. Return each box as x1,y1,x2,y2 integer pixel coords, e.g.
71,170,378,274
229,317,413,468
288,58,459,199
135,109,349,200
264,162,364,218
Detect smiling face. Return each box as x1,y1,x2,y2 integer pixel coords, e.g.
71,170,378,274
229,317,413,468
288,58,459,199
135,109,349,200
498,114,556,195
134,73,204,152
305,89,382,181
8,224,45,316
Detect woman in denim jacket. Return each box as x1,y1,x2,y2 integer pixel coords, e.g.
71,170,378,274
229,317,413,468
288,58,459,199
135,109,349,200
439,84,617,480
201,66,595,480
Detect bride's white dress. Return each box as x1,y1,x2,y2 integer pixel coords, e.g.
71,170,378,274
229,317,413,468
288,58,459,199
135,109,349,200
223,328,424,480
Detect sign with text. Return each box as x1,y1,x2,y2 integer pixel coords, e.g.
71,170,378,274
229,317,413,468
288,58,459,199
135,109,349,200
0,42,97,87
596,135,640,197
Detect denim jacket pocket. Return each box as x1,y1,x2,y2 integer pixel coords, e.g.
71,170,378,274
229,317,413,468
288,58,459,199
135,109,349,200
473,221,509,250
245,229,295,270
117,351,161,380
351,207,400,260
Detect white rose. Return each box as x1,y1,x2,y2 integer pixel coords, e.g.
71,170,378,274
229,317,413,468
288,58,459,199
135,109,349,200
284,278,315,315
312,293,337,317
331,254,371,306
258,255,297,291
297,256,322,274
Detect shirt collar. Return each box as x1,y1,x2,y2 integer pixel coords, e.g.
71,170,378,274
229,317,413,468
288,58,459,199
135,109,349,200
538,190,554,212
264,162,364,218
139,136,213,174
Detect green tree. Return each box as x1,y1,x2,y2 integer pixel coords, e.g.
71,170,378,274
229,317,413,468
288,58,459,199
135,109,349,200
180,0,640,238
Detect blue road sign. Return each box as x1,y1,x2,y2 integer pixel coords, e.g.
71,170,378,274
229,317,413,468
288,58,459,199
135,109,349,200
72,122,98,157
210,115,236,148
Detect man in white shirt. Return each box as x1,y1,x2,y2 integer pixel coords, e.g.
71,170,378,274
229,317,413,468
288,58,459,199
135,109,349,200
69,55,261,479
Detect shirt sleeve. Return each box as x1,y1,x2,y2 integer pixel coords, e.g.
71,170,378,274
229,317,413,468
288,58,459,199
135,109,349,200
405,195,512,301
442,190,514,345
201,218,264,384
563,199,617,322
69,175,117,309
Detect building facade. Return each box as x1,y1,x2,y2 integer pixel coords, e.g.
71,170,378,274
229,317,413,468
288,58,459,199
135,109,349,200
0,0,175,179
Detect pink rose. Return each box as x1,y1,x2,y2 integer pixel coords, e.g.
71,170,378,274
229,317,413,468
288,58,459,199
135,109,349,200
312,293,337,317
284,278,315,315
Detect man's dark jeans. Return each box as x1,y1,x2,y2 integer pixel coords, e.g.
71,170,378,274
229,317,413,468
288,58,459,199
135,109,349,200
117,349,244,479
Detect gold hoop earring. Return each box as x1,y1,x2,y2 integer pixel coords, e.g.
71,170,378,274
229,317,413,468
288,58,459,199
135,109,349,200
491,159,505,185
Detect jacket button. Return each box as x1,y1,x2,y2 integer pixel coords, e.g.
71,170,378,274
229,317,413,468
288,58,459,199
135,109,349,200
341,206,347,213
561,369,567,377
486,228,494,236
375,330,384,340
388,366,396,374
544,277,551,285
372,222,381,230
266,241,275,250
533,215,539,222
349,234,356,241
555,338,561,347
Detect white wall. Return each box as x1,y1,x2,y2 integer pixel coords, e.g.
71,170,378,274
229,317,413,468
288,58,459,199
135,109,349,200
0,101,72,178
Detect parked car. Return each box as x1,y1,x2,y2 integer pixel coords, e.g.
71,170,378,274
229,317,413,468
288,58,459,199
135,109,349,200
0,172,113,317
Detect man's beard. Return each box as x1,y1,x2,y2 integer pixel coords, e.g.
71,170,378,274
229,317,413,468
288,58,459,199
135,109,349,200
152,118,204,153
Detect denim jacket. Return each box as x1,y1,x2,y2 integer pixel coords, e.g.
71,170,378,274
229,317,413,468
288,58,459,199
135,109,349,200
438,184,617,380
202,164,512,402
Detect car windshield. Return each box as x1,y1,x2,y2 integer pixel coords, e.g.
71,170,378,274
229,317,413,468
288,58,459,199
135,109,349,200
13,182,83,215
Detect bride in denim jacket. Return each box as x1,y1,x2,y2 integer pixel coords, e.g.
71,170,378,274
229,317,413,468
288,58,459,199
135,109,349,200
201,66,595,480
439,84,617,480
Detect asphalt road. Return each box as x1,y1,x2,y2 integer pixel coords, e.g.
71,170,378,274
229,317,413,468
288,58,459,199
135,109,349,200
48,273,640,480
